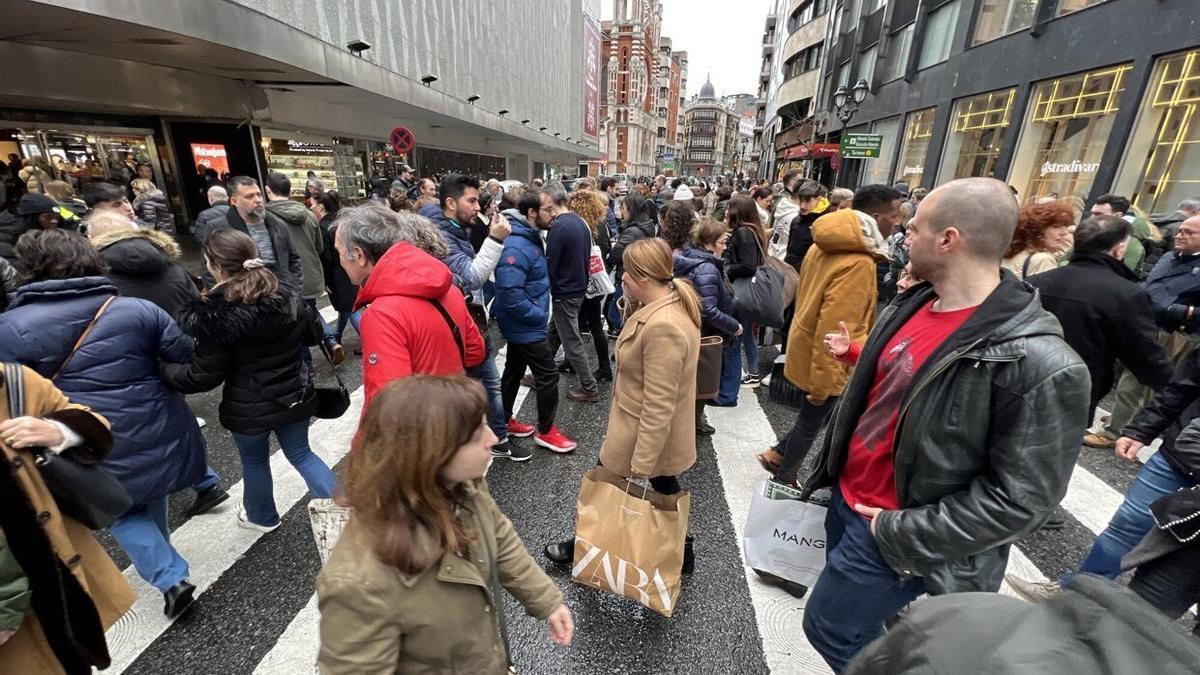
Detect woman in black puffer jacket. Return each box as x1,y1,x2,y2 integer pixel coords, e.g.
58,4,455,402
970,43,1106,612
161,228,337,533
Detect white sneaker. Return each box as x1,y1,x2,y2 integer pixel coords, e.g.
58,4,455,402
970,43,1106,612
195,416,207,429
237,507,280,533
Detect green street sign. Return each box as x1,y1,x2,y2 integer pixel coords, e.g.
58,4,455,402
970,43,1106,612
841,133,883,159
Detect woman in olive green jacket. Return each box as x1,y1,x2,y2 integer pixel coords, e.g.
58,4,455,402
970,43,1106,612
317,376,573,674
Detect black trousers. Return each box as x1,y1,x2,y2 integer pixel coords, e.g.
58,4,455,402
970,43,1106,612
500,340,559,434
1129,540,1200,636
580,296,610,373
776,395,838,483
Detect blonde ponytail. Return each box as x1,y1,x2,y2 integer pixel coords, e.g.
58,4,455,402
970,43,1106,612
671,278,701,328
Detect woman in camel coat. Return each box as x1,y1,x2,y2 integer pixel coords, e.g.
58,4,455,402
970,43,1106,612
0,364,132,675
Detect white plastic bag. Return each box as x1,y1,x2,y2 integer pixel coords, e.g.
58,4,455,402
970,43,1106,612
742,481,828,589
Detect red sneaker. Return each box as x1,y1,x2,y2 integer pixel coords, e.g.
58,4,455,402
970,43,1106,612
506,418,535,438
535,426,577,453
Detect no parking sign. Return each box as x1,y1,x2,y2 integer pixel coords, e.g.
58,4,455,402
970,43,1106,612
390,126,414,155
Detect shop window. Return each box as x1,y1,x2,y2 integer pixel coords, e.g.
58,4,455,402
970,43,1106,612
862,116,901,185
896,107,936,188
882,24,915,82
972,0,1037,45
939,88,1016,181
1009,64,1132,201
917,0,961,70
1056,0,1110,17
1114,49,1200,212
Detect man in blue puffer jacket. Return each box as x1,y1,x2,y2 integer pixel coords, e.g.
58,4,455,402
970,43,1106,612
419,174,524,460
495,188,576,454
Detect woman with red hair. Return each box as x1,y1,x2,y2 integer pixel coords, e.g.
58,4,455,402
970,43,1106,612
1002,201,1077,280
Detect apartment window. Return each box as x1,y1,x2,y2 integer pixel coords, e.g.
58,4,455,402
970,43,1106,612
938,88,1017,181
787,0,830,33
917,0,961,69
836,61,851,88
807,44,823,71
1114,49,1200,212
972,0,1037,45
858,46,878,87
1009,64,1132,201
1057,0,1110,16
869,0,888,11
845,0,861,31
882,23,914,82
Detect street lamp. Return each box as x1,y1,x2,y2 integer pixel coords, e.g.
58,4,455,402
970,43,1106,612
830,78,870,188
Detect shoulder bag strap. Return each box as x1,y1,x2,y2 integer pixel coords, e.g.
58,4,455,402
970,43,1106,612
475,508,515,671
428,298,467,367
1021,252,1033,280
52,296,116,381
4,362,24,419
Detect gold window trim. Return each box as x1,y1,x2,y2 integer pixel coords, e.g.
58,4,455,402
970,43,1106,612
952,89,1016,133
1031,65,1132,123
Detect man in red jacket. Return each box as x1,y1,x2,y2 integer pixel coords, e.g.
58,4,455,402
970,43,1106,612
333,204,485,406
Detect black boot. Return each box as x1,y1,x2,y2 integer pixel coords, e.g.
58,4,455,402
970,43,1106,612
682,536,695,575
545,540,574,564
163,580,196,618
186,485,229,517
594,368,614,382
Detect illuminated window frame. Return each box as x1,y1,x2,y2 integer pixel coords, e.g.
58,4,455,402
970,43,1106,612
953,89,1016,132
1031,65,1132,123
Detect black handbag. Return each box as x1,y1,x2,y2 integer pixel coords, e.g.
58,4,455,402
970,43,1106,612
5,362,132,529
312,341,351,419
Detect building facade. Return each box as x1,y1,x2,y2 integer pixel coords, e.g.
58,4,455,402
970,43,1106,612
1,0,600,225
682,78,742,178
598,0,663,176
819,0,1199,210
755,0,832,182
654,38,688,176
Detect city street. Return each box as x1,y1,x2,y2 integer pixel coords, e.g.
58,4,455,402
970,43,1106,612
95,302,1147,675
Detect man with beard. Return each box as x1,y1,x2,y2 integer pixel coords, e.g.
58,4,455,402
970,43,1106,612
217,176,302,296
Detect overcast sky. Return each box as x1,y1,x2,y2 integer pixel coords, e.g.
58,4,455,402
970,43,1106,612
601,0,774,99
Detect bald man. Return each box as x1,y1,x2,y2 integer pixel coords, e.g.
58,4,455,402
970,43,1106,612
798,178,1090,671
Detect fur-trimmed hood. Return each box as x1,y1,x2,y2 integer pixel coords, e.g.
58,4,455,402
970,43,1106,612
176,286,295,345
92,228,181,278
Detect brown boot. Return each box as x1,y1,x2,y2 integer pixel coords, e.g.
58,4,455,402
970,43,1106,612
756,448,783,474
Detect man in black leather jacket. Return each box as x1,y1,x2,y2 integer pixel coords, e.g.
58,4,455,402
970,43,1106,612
799,178,1090,672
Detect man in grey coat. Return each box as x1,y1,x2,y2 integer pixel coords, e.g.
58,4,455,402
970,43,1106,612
193,185,229,244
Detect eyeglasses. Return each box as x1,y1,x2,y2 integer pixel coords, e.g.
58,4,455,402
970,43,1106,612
1178,229,1200,238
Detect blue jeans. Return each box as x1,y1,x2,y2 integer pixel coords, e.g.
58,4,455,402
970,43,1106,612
109,498,189,593
739,318,759,376
334,311,358,342
606,282,624,332
1064,451,1196,582
713,340,741,406
803,488,926,672
191,465,221,492
229,419,338,527
479,340,507,441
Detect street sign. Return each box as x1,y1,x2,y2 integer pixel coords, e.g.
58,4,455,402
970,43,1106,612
390,126,414,155
841,133,883,159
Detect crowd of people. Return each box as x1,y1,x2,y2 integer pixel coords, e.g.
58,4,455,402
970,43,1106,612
1,152,1199,673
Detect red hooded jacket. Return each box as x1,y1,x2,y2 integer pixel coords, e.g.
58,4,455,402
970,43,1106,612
355,242,486,406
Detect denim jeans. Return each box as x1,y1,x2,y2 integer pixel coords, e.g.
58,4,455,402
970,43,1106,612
191,465,221,492
606,281,625,332
713,340,741,406
1064,451,1196,582
109,497,189,593
229,419,338,526
803,488,926,672
739,318,759,376
479,339,507,441
776,395,837,483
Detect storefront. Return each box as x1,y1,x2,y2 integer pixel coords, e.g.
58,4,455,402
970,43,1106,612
1114,47,1200,213
859,116,901,186
1,119,168,192
260,130,366,199
895,108,935,188
938,88,1016,182
1009,64,1131,202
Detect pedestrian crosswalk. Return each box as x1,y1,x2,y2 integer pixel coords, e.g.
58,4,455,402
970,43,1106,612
99,327,1147,674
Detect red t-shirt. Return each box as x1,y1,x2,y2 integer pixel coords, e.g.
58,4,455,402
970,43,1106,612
839,301,978,512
